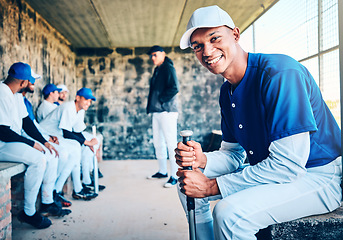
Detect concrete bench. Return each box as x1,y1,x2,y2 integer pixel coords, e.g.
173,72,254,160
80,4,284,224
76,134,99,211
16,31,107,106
270,204,343,239
0,162,26,239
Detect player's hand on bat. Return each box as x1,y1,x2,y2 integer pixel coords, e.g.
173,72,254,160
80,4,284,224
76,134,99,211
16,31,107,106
177,168,219,198
175,140,207,169
85,138,98,147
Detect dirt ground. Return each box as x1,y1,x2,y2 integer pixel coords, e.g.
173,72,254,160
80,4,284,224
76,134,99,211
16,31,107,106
12,160,189,240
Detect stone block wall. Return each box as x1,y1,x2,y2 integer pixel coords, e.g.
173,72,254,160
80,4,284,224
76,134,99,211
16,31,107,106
0,0,77,107
76,48,222,159
0,0,222,160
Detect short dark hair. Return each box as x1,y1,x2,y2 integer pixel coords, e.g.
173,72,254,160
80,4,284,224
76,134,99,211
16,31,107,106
147,45,164,55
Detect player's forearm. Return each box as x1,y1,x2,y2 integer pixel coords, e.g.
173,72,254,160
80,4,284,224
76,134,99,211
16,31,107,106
22,116,47,145
62,129,85,145
0,125,35,147
203,141,246,178
216,133,309,198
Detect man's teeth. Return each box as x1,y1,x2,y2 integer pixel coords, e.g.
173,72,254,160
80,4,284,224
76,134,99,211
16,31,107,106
207,56,222,64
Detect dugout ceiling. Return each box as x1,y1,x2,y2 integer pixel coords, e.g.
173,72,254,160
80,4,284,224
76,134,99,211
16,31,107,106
25,0,278,49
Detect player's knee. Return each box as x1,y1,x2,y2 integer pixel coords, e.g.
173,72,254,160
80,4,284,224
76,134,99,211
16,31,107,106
213,199,239,230
31,155,47,174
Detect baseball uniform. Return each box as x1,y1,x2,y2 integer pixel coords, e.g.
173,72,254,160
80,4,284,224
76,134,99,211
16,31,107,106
0,83,58,216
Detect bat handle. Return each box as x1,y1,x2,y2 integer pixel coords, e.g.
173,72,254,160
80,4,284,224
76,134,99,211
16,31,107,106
180,130,195,211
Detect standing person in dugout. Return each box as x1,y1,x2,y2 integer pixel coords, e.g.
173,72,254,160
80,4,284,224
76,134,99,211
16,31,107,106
175,5,342,240
146,45,180,188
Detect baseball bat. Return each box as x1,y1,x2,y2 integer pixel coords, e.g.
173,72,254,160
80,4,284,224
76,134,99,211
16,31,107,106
180,130,196,240
92,125,99,194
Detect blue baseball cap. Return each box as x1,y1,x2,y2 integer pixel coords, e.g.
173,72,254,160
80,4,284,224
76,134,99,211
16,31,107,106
76,88,96,101
42,83,62,96
8,62,35,83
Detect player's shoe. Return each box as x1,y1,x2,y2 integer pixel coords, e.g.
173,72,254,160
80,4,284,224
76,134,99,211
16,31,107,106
72,188,98,200
163,176,178,188
147,172,168,179
98,169,104,178
18,210,51,229
82,183,106,191
53,190,72,207
40,202,72,217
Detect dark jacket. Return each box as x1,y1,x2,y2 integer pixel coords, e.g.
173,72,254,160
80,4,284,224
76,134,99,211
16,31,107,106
147,56,179,114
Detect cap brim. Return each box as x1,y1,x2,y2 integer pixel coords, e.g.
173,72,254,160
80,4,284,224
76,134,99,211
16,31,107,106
180,24,233,49
31,71,42,79
29,76,36,84
56,88,63,92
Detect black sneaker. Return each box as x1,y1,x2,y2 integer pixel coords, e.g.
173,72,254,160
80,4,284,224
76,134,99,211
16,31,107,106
53,191,72,207
18,210,51,229
98,169,104,178
82,183,106,192
147,172,168,179
163,176,178,188
72,188,98,200
40,202,72,217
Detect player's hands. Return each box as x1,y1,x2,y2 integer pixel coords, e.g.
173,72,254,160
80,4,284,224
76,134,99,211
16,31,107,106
175,140,207,169
33,142,45,153
84,138,98,152
48,135,59,145
44,142,59,157
84,138,98,146
177,168,219,198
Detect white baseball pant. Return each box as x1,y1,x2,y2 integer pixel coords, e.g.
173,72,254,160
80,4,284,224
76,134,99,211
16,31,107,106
178,157,342,240
0,142,58,216
152,112,178,178
53,138,81,193
81,131,101,185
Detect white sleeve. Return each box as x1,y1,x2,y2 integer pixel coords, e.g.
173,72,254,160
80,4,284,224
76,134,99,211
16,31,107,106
203,141,247,178
72,110,86,132
216,132,309,198
58,105,75,132
0,95,13,127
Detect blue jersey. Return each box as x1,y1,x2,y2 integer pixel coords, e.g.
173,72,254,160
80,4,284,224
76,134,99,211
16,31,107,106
220,53,341,168
23,97,35,121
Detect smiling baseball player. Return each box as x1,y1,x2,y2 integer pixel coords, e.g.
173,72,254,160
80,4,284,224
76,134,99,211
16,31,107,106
39,87,99,200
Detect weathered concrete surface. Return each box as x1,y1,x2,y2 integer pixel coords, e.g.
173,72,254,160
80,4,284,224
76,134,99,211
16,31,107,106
271,206,343,240
12,160,189,240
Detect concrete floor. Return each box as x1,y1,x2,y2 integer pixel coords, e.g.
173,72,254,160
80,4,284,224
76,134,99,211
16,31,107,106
12,160,189,240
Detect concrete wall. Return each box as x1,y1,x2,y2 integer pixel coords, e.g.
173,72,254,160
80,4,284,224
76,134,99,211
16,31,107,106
0,0,222,160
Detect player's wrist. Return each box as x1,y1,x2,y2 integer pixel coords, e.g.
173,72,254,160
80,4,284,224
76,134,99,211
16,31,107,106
206,178,220,197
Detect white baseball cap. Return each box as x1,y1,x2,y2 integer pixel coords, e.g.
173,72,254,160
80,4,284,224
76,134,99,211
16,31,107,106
180,5,235,49
31,70,42,80
57,84,69,92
